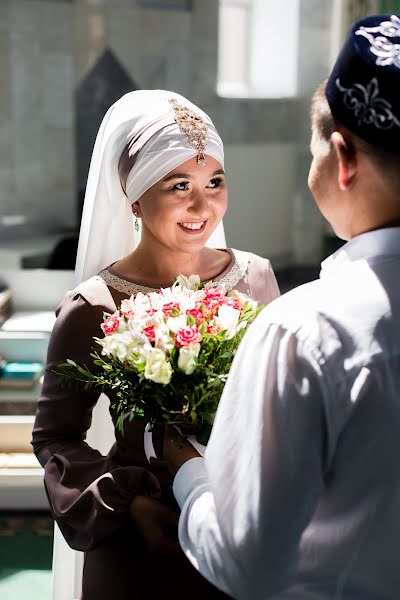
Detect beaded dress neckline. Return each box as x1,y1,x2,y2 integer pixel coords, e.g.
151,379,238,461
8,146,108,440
97,249,251,295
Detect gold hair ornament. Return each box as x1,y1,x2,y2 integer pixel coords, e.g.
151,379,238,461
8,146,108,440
169,98,208,166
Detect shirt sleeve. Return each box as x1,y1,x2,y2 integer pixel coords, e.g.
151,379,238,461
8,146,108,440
173,310,327,599
32,291,160,552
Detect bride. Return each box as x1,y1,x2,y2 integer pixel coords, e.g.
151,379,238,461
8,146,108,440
32,89,280,599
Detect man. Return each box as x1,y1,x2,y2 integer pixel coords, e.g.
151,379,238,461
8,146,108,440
163,13,400,599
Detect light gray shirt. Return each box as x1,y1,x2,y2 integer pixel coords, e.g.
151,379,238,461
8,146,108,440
173,227,400,599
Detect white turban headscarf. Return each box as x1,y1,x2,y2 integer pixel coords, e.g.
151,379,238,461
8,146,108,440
75,89,226,284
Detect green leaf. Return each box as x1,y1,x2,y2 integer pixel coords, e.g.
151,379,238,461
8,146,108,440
66,359,77,367
186,314,196,326
219,351,234,359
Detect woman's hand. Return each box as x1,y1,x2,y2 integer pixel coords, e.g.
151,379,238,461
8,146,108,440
129,495,180,556
163,425,201,476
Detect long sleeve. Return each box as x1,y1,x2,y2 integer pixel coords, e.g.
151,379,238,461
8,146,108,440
233,252,280,307
32,290,160,552
247,256,280,306
173,310,327,599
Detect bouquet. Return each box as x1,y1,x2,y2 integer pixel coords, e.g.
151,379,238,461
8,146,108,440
56,274,262,449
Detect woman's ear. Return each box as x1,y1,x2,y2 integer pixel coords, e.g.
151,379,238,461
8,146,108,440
131,201,141,215
331,131,358,191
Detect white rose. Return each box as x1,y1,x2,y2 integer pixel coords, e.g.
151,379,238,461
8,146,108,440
166,314,187,333
144,348,173,385
154,320,175,353
227,289,258,311
99,333,120,359
99,331,131,361
100,331,152,366
127,318,147,340
133,292,152,312
214,305,241,339
176,274,201,290
178,343,201,375
126,343,151,371
117,331,146,362
204,281,227,294
244,298,258,312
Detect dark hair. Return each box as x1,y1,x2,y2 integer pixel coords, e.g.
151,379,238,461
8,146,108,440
118,145,137,197
310,80,336,144
118,127,168,196
311,80,400,178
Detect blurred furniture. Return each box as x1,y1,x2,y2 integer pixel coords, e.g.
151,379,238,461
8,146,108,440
0,235,64,269
0,269,74,510
0,269,119,598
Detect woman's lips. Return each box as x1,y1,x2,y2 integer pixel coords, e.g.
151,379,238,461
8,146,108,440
178,221,207,234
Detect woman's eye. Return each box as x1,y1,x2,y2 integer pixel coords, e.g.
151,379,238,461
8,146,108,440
172,181,189,191
208,177,224,188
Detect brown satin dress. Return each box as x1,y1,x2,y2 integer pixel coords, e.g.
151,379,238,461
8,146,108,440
32,249,280,599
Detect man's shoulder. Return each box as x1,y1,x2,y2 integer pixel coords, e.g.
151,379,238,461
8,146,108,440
258,278,340,352
265,279,322,318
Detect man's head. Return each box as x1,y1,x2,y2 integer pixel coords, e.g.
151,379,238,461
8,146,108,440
309,15,400,240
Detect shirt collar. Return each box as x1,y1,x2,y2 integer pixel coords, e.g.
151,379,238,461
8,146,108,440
320,227,400,278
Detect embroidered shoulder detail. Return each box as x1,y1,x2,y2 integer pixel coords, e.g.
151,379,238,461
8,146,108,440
97,249,251,296
215,249,250,290
97,271,157,296
73,275,118,309
74,275,104,295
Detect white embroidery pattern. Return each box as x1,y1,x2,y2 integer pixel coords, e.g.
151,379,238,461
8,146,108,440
356,15,400,68
336,77,400,130
98,249,251,296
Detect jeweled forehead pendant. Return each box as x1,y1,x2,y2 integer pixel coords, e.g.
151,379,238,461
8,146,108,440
169,98,208,166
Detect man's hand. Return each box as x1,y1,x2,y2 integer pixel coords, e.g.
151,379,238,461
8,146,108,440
163,425,201,476
129,495,180,556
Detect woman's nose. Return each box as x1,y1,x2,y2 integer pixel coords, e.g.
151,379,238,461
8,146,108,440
187,188,209,215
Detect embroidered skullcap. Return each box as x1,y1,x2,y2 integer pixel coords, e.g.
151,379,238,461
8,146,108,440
326,14,400,152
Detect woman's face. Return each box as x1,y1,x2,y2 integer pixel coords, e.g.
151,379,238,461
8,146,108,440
135,155,227,253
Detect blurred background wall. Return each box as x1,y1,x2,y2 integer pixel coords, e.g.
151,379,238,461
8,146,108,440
0,0,398,271
2,2,400,597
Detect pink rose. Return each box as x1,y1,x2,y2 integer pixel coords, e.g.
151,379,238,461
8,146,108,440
186,308,205,324
202,288,223,301
120,298,135,317
143,326,156,342
222,297,241,312
174,325,202,348
201,289,224,313
206,324,221,336
162,302,180,317
101,312,121,335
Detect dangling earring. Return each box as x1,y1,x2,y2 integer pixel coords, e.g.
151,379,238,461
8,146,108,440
134,212,140,232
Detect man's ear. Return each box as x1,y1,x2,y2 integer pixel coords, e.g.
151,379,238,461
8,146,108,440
331,131,358,191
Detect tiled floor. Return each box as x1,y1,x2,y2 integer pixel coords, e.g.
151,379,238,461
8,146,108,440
0,513,53,600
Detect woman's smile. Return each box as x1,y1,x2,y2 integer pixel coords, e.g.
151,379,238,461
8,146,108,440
178,220,207,233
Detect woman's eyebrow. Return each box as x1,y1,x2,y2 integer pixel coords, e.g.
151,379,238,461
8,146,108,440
162,168,225,183
163,173,192,182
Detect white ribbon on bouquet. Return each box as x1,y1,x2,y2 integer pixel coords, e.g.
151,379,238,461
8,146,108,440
144,423,207,461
